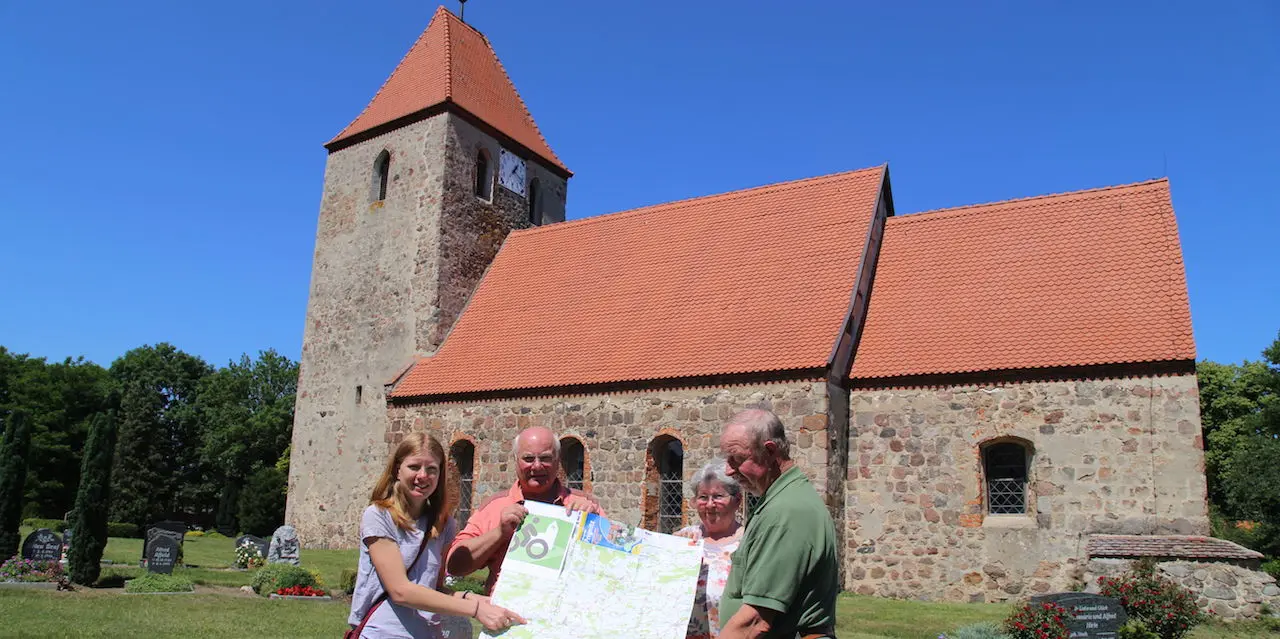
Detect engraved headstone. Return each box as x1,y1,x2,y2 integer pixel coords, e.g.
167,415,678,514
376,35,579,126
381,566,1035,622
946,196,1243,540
267,525,300,565
147,536,180,574
1031,593,1127,639
142,521,186,568
21,528,63,562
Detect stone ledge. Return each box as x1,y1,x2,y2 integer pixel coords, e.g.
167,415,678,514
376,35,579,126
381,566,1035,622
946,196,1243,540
982,515,1037,529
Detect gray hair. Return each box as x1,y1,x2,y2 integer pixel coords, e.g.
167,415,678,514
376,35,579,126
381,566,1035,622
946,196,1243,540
689,459,742,501
726,409,790,460
511,429,561,460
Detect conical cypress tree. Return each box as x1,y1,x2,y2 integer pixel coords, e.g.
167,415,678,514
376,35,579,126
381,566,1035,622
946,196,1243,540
0,410,32,559
68,411,117,585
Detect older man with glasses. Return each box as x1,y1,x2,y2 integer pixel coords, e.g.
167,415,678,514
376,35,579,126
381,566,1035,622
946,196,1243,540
445,426,602,595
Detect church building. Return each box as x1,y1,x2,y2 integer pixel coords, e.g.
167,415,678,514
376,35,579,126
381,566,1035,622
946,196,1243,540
287,7,1225,603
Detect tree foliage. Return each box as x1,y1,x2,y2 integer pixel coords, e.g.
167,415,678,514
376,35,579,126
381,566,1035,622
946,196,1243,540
1198,330,1280,556
237,466,287,537
109,343,213,528
0,410,32,558
195,349,298,532
0,347,111,518
68,411,117,585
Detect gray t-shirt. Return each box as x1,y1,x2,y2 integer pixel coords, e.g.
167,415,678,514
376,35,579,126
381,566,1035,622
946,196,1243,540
348,505,459,639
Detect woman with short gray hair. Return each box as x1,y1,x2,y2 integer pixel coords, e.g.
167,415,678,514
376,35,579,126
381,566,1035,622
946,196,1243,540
675,459,744,639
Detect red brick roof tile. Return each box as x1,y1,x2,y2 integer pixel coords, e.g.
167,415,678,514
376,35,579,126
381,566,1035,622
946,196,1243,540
851,179,1194,380
390,166,886,399
327,6,567,173
1087,535,1263,561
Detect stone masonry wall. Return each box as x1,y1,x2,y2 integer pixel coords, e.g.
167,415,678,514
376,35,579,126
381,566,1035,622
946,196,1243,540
844,374,1207,602
437,116,567,348
288,115,450,548
1086,558,1280,620
380,381,832,544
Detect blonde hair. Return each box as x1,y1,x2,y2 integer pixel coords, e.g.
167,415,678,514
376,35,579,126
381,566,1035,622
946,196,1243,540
369,432,452,537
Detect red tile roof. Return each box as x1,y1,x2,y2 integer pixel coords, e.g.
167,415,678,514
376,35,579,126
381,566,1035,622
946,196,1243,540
327,6,567,173
390,166,886,399
850,179,1195,380
1087,535,1263,561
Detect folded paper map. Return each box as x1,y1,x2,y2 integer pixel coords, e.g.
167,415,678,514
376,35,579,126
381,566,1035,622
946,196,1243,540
481,500,704,639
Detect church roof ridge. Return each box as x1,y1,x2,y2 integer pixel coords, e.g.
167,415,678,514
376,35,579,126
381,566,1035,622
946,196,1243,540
513,165,885,237
892,177,1170,226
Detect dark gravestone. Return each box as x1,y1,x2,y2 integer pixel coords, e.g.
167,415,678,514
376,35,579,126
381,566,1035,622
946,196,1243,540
147,536,180,574
1031,593,1128,639
21,529,63,562
235,534,269,558
143,521,186,564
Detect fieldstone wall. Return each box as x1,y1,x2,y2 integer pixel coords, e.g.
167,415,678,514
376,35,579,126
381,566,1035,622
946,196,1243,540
1085,558,1280,620
385,380,833,539
288,112,567,549
844,374,1208,602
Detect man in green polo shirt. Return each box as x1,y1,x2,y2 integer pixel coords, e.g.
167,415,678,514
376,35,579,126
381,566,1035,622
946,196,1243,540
717,409,839,639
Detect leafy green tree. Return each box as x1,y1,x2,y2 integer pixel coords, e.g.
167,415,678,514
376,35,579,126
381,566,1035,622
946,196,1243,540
68,411,117,585
0,348,111,518
0,410,32,558
1203,330,1280,556
196,349,297,532
109,344,213,528
237,466,286,537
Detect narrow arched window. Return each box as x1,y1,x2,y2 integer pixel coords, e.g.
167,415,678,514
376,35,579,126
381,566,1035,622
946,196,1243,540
983,441,1030,514
450,440,476,526
528,178,542,225
372,150,390,202
474,150,492,200
644,435,684,533
560,437,585,490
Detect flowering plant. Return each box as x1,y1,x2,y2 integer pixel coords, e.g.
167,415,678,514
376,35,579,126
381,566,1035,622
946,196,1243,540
276,584,327,597
1003,601,1072,639
0,556,64,582
235,540,265,569
1097,564,1206,639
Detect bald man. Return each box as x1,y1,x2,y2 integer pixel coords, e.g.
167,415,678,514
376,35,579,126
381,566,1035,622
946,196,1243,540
445,426,602,594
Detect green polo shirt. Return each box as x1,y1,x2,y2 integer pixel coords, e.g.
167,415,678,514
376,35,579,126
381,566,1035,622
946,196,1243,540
718,465,839,637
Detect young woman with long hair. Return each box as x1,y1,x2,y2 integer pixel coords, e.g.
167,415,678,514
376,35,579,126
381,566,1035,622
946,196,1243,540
347,432,526,638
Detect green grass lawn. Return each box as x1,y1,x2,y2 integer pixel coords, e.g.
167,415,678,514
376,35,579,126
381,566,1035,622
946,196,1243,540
7,530,1274,637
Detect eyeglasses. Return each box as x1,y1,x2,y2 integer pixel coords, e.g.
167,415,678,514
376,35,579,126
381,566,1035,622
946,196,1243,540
519,454,556,465
695,494,732,504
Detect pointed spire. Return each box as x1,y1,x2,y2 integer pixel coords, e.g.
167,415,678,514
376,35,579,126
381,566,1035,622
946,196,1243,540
327,6,568,175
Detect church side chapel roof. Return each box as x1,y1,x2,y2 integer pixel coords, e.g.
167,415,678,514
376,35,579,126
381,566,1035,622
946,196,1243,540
850,179,1195,381
327,6,567,173
389,166,887,399
1088,535,1263,561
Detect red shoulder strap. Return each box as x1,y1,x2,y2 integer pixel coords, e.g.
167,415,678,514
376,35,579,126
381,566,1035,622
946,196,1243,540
349,513,437,637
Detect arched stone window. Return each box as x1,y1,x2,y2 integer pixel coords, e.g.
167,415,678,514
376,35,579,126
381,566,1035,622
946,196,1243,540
474,149,492,200
527,178,541,225
372,150,390,201
644,435,685,533
449,439,476,526
982,439,1032,515
559,436,586,490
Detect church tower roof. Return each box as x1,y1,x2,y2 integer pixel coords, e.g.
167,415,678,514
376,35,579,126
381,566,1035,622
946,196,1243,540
326,6,569,175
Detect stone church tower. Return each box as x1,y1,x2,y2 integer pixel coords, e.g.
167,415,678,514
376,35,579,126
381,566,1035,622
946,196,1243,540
287,6,571,547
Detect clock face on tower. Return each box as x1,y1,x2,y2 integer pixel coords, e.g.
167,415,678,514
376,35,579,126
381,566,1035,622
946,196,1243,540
499,148,527,197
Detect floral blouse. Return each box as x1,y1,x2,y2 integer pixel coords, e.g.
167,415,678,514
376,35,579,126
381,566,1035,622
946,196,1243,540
680,524,743,639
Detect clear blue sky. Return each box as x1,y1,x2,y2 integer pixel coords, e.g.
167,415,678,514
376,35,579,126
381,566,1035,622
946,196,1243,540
1,1,1277,370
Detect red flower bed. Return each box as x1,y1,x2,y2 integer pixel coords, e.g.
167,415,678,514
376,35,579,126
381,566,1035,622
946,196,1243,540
275,585,328,597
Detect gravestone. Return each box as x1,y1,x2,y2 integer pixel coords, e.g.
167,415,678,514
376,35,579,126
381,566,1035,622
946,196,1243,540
1031,592,1127,639
147,536,180,575
267,525,300,565
235,534,269,559
143,521,186,567
21,529,63,562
